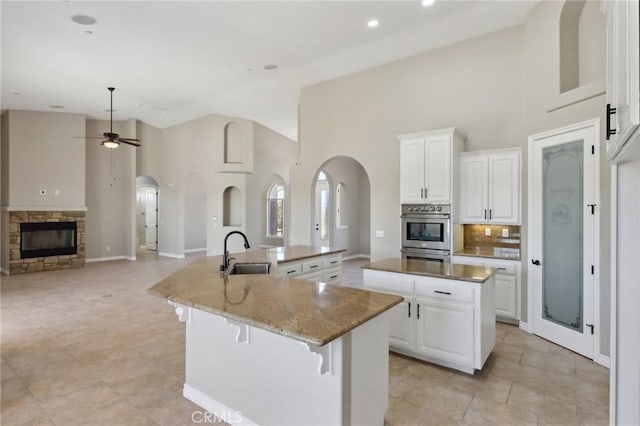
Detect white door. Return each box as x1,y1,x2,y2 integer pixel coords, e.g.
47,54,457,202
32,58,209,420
423,136,451,203
529,121,598,358
459,153,488,223
388,299,415,351
145,189,158,251
314,177,330,247
488,151,520,224
400,137,426,203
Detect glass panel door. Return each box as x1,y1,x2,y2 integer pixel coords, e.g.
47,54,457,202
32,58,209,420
542,141,584,332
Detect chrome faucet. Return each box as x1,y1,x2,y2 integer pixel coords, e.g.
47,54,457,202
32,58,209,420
221,231,250,271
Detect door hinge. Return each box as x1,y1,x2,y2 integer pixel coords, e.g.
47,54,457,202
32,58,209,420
591,145,595,155
587,204,596,214
591,265,595,275
586,324,594,334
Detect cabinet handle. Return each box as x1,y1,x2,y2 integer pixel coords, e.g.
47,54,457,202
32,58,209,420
606,103,618,140
484,209,487,220
489,209,492,220
310,265,319,269
287,270,296,274
330,260,338,265
434,290,452,295
425,188,428,199
329,275,338,279
408,301,411,318
421,188,424,199
417,304,420,319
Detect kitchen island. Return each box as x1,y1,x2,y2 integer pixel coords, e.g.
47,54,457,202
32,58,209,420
148,247,402,426
363,258,497,374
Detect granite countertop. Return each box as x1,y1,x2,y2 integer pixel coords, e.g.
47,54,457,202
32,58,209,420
148,248,402,346
362,258,499,283
454,247,521,261
268,245,346,263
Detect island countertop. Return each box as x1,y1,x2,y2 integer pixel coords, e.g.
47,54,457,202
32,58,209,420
148,248,402,346
362,258,499,283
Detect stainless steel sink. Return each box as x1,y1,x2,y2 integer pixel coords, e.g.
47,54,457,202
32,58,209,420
227,263,271,275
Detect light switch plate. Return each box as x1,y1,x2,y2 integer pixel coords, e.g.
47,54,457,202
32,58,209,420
502,228,509,238
484,228,491,236
375,230,384,238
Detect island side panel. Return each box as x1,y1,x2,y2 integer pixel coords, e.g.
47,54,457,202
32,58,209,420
480,275,496,367
183,308,345,425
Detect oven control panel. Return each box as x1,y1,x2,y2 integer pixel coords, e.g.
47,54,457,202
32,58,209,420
401,204,450,215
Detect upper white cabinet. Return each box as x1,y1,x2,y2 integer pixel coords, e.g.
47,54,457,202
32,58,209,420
458,148,521,225
399,128,465,204
604,0,640,161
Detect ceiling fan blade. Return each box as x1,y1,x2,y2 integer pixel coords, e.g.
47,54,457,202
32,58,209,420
74,136,105,139
118,137,141,142
118,139,141,147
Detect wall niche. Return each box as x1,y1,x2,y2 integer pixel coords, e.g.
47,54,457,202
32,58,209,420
224,121,243,164
223,186,242,227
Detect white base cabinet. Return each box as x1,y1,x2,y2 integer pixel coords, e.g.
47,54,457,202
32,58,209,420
453,255,520,322
364,269,495,374
277,253,342,284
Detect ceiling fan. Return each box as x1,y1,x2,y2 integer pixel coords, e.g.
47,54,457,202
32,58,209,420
82,87,141,149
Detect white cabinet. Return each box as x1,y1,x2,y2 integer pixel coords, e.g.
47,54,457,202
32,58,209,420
605,0,640,160
459,149,521,225
277,253,342,283
415,298,474,367
363,269,494,374
399,128,465,204
452,255,520,321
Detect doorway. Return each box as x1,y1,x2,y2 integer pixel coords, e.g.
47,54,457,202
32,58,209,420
314,170,331,247
136,176,159,252
528,119,600,359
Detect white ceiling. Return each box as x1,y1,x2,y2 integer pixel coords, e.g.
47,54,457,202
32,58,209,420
1,1,537,140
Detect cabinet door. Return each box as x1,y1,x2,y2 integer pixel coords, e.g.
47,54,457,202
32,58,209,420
459,154,488,223
415,298,474,368
606,0,640,158
494,273,517,319
424,136,451,203
388,299,415,351
400,138,426,203
488,151,520,224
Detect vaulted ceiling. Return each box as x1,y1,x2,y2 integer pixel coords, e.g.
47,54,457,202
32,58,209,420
1,1,537,140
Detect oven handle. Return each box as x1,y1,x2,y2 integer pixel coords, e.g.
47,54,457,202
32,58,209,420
400,214,451,220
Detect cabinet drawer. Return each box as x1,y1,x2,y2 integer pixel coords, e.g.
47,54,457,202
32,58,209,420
414,279,474,304
277,262,301,278
323,255,342,269
363,270,414,295
302,258,323,274
299,271,323,283
323,268,341,284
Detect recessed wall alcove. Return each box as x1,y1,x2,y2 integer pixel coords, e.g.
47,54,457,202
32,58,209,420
223,186,242,227
224,121,243,165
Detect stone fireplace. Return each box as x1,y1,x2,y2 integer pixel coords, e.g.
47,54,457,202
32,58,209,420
9,211,85,274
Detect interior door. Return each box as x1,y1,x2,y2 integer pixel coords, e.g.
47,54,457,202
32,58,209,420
314,179,330,247
529,122,597,358
145,189,158,251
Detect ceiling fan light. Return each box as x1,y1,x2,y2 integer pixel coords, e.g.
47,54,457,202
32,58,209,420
102,140,120,149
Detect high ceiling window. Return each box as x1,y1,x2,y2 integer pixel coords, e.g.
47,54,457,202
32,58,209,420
267,182,285,238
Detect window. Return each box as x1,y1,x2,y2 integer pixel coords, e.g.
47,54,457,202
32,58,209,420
267,183,285,237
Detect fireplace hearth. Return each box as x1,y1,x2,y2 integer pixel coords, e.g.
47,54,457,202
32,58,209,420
20,222,78,259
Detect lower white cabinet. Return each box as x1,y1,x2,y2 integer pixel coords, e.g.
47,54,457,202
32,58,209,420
452,255,520,322
363,269,495,374
277,254,342,284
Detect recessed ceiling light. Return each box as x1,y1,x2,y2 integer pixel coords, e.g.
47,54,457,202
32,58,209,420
84,30,93,35
50,105,64,109
367,19,379,28
13,92,20,96
264,64,278,70
71,15,97,25
422,0,435,6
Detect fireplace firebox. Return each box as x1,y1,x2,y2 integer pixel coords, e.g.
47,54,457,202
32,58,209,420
20,222,78,259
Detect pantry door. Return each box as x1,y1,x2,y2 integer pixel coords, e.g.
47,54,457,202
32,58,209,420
528,119,599,358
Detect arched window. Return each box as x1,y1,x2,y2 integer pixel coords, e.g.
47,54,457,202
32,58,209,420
267,182,285,237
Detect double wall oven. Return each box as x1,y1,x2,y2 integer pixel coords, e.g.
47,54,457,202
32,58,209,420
400,204,451,263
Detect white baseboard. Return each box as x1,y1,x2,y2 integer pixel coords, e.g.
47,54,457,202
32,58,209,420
183,384,257,426
184,248,206,254
519,321,533,333
125,256,136,261
159,252,186,259
595,353,610,369
86,256,126,263
342,253,371,261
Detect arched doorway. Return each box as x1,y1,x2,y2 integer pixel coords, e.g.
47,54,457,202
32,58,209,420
313,170,331,247
136,175,159,252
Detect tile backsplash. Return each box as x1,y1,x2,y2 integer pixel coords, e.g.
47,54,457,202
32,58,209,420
462,224,521,251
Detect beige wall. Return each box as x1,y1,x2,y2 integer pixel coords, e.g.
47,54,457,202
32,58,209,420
136,120,162,180
2,110,86,208
246,122,297,248
84,119,136,260
292,2,609,355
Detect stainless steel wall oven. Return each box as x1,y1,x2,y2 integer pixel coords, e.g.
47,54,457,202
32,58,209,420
400,204,451,262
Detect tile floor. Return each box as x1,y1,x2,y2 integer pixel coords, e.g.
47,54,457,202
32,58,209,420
1,255,609,425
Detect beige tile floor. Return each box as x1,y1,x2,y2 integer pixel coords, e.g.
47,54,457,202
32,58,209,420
1,254,609,425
